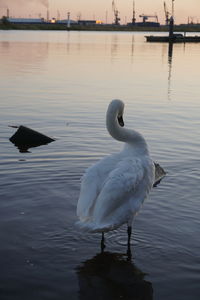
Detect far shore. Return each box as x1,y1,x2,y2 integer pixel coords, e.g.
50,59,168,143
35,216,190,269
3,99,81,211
1,23,200,32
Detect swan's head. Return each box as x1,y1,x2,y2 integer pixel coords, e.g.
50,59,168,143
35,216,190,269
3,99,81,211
107,99,125,127
106,99,148,148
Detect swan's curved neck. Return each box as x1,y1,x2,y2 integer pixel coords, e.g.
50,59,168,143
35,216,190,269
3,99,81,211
106,101,148,151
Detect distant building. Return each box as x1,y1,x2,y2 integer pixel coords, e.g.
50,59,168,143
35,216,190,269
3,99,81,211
57,19,77,24
127,21,160,27
78,20,96,26
8,18,44,24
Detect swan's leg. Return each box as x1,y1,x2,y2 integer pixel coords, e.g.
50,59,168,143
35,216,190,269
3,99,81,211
127,226,132,260
101,232,106,252
127,225,132,244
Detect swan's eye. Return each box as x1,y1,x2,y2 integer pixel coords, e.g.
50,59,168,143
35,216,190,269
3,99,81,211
117,115,124,127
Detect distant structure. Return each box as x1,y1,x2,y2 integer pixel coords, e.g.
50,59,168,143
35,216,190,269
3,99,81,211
57,19,77,25
7,17,77,25
127,8,160,27
112,0,120,25
67,12,70,28
139,14,159,24
46,9,49,22
132,1,136,24
77,12,81,22
8,18,44,24
57,10,60,21
172,0,175,18
164,1,170,25
169,16,174,41
128,14,160,27
78,20,96,26
105,10,108,24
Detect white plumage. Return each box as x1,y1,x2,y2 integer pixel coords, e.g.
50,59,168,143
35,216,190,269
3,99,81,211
76,99,155,235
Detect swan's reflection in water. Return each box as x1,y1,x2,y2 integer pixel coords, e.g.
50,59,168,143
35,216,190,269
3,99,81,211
77,252,153,300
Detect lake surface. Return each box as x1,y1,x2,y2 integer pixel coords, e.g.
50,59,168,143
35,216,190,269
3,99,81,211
0,30,200,300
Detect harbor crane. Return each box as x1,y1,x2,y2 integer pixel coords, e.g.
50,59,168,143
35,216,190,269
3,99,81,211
172,0,175,18
112,0,120,25
163,1,175,25
164,2,170,25
188,16,199,25
139,14,159,23
132,1,136,24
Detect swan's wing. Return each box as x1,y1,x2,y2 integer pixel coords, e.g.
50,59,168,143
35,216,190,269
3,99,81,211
77,165,100,222
77,154,120,222
92,157,154,231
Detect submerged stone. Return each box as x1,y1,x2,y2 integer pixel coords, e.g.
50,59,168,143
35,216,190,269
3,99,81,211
154,163,166,187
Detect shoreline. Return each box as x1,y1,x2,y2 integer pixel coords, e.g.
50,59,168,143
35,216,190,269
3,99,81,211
1,23,200,32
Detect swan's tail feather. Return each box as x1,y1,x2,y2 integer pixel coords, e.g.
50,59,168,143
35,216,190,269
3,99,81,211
75,220,123,233
75,221,94,232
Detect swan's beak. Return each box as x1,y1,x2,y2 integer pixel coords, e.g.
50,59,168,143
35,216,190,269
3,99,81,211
117,116,124,127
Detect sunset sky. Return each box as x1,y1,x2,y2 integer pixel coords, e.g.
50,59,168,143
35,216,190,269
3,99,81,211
0,0,200,24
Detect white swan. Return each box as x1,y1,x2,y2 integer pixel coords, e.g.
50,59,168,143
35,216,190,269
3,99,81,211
76,99,155,249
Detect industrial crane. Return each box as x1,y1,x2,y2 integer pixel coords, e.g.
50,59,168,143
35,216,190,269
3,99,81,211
164,2,170,25
132,1,136,24
139,14,159,23
172,0,175,18
112,0,120,25
164,1,175,25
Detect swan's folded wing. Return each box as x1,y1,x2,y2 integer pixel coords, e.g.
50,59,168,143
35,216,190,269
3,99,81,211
92,158,152,230
77,167,100,222
77,155,120,222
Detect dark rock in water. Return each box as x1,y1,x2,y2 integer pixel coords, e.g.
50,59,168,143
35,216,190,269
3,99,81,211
10,125,55,153
154,162,166,187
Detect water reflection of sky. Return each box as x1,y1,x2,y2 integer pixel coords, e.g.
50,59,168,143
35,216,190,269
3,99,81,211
1,31,200,104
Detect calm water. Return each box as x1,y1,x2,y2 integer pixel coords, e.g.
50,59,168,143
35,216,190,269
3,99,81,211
0,30,200,300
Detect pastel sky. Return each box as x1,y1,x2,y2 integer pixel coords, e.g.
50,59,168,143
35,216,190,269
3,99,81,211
1,0,200,24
